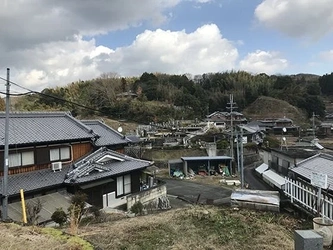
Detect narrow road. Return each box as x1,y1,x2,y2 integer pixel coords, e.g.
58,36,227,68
243,166,273,191
162,178,232,205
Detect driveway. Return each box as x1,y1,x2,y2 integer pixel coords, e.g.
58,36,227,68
162,178,232,205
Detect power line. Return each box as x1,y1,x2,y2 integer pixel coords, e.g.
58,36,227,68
0,77,104,114
0,91,32,96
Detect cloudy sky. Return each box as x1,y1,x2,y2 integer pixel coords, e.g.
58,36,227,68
0,0,333,92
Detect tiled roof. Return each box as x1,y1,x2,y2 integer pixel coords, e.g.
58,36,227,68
0,112,97,146
0,166,69,196
290,153,333,190
81,120,130,147
65,147,152,184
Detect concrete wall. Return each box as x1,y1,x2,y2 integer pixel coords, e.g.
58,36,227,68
127,183,167,210
259,149,271,165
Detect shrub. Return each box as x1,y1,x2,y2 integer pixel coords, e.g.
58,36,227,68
130,201,144,215
51,208,67,227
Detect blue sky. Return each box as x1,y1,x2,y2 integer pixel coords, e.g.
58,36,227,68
0,0,332,91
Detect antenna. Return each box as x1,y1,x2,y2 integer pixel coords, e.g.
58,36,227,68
117,126,123,133
280,127,288,150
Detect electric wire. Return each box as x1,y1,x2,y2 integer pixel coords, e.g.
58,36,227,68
0,76,104,114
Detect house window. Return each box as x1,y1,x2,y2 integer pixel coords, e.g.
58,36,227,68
9,151,34,168
50,147,70,162
117,174,131,196
282,159,290,169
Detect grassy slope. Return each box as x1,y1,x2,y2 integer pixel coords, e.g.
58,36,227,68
242,96,309,127
0,223,93,250
80,206,309,250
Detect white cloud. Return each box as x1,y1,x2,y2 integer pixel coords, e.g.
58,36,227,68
239,50,288,74
95,24,238,76
6,37,114,91
255,0,333,39
0,0,181,90
1,23,238,91
319,50,333,61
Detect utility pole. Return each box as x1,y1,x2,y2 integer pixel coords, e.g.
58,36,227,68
227,94,237,172
312,112,316,140
2,68,10,221
236,131,240,173
240,127,244,189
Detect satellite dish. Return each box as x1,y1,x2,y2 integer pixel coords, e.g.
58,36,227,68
282,127,287,133
117,126,123,133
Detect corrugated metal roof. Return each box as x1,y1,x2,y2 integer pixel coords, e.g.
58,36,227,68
0,112,96,146
81,120,130,147
291,153,333,190
255,163,269,175
181,156,232,161
262,170,285,189
65,147,152,184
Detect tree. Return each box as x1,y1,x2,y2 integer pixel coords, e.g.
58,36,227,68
319,73,333,95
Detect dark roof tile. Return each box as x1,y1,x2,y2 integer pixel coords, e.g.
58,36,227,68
0,112,96,146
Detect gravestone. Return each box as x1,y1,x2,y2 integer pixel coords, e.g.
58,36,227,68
294,230,323,250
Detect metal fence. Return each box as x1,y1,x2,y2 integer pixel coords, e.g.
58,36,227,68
284,177,333,221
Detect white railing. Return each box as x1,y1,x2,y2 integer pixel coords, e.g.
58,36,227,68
284,177,333,221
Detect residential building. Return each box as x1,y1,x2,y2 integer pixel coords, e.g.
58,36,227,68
0,112,162,223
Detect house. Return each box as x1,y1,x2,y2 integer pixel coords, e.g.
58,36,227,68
81,120,131,152
272,117,299,134
269,148,318,176
319,114,333,136
64,147,153,208
0,112,97,176
238,124,264,145
0,112,163,223
206,111,247,126
289,153,333,193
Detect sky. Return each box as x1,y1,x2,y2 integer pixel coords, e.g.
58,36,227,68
0,0,333,92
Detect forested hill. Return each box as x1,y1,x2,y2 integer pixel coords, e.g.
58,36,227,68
13,71,333,124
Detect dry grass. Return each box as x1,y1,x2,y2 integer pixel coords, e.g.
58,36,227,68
80,206,309,250
0,223,93,250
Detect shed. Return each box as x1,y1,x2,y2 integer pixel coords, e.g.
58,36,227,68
255,163,269,176
182,156,232,176
262,170,286,190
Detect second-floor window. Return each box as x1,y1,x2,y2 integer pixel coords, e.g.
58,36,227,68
50,147,70,162
9,151,34,168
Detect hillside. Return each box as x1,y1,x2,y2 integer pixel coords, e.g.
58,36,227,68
0,206,309,250
243,96,309,127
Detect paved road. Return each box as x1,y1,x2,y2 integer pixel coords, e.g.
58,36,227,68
243,166,273,191
162,178,232,205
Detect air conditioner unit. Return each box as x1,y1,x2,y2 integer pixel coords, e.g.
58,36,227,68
52,161,62,172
